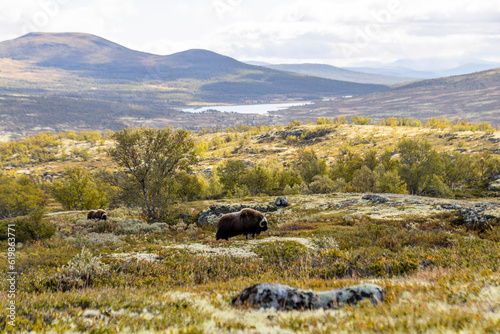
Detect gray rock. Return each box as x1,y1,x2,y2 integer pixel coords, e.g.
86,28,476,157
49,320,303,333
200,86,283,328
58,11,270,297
275,196,289,207
487,179,500,191
198,203,278,225
362,194,391,204
387,202,405,207
440,204,462,210
458,205,499,229
232,283,385,311
336,199,358,208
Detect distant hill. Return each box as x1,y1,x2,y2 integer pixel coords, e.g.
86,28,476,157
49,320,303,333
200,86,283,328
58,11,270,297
347,60,500,79
258,63,414,84
272,68,500,126
0,32,391,137
0,32,498,137
0,32,388,94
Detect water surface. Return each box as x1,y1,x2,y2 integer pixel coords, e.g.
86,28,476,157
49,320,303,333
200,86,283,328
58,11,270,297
181,102,312,115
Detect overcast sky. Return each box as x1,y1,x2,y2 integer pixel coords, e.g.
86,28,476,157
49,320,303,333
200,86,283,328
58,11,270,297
0,0,499,68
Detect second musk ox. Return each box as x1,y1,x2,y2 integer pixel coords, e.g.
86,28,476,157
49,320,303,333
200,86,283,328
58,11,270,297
87,209,107,221
216,208,268,240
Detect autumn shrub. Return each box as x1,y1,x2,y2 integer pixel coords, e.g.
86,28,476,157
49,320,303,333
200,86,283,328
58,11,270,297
112,219,169,235
308,175,337,194
252,240,310,264
0,174,47,219
0,208,55,243
50,167,112,210
52,247,111,291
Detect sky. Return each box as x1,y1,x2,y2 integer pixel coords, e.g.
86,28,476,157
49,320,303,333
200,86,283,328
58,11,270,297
0,0,499,68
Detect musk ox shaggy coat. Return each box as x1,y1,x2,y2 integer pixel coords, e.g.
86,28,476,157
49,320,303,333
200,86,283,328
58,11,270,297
87,209,107,221
216,208,268,240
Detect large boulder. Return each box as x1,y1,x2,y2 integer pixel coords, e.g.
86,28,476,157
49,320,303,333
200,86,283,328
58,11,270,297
457,204,500,229
275,196,289,207
487,178,500,191
362,194,391,204
232,283,385,311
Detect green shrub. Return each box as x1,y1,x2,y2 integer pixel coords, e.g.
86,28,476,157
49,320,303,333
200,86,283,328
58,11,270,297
309,175,337,194
0,175,47,219
0,208,55,243
252,240,309,264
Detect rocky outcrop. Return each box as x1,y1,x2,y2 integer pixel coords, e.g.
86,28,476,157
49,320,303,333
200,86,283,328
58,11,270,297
336,199,358,208
198,203,278,225
232,283,385,311
362,194,391,204
488,177,500,191
457,204,500,229
440,204,462,210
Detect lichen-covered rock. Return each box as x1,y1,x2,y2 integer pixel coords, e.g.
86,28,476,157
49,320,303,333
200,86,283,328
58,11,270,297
232,283,385,311
336,199,358,208
198,203,278,225
275,196,289,207
440,204,462,210
488,179,500,191
387,201,405,207
458,204,500,229
362,194,391,204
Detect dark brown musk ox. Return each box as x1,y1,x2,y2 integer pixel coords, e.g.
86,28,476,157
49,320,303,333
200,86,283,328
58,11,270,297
216,208,268,240
87,209,107,221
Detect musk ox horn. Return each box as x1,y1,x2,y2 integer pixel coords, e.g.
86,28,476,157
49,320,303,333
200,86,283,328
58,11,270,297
259,217,267,228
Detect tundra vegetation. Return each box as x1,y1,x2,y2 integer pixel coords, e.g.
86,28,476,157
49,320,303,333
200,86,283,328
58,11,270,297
0,117,499,333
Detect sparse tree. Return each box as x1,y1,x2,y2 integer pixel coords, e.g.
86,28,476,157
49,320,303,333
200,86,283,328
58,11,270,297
396,137,443,195
50,167,108,210
298,149,328,183
108,127,197,220
351,166,379,192
217,160,249,196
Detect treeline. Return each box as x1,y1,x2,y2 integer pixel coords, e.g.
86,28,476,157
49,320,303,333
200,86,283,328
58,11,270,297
205,138,499,199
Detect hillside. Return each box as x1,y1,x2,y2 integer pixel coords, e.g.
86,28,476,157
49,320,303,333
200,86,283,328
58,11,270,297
273,68,500,126
262,63,414,84
1,123,500,333
3,123,499,190
1,32,499,139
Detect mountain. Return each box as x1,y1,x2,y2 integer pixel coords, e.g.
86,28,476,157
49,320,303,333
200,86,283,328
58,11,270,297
257,63,414,84
348,60,500,79
0,32,389,93
272,68,500,126
346,65,435,79
0,32,498,137
0,32,391,137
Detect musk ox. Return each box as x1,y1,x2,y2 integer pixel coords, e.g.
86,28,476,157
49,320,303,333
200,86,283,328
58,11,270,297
87,209,107,221
216,208,268,240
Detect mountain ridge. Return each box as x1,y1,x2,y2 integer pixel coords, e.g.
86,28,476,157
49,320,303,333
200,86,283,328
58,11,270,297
259,63,414,84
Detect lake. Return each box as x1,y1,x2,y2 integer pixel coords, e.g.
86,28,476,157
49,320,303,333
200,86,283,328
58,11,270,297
180,102,313,115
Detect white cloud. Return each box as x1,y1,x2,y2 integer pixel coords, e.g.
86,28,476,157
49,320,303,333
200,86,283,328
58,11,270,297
0,0,499,67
